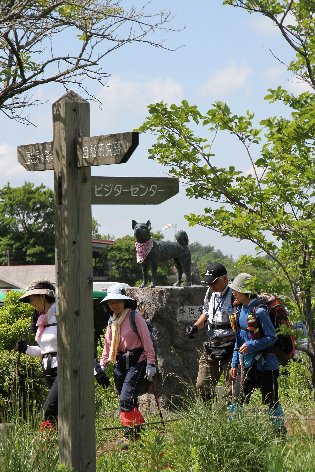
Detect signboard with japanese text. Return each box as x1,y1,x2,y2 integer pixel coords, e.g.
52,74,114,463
18,142,54,171
76,132,139,167
91,176,179,205
18,132,139,171
176,305,203,322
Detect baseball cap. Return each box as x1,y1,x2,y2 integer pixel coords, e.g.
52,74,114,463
202,263,227,284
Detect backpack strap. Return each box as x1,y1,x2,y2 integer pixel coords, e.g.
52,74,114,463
129,310,139,337
109,311,138,335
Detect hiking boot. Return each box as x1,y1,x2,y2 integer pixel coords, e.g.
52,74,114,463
114,437,130,450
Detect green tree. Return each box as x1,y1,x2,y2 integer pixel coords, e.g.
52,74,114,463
0,0,175,123
138,1,315,386
0,182,55,264
189,242,236,279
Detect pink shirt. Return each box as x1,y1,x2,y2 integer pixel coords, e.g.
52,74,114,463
101,309,156,367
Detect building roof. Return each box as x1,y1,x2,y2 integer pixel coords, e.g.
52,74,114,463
0,266,55,289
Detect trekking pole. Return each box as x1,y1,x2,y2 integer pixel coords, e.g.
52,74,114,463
16,352,21,378
15,352,21,393
150,381,165,427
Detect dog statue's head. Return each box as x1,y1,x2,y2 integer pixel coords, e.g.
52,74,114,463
132,220,152,243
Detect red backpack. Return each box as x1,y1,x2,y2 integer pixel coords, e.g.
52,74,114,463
247,294,295,366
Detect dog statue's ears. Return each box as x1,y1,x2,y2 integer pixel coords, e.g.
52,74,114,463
132,220,137,229
147,220,151,228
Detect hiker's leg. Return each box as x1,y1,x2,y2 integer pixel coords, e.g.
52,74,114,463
118,361,146,411
222,358,237,402
113,362,125,396
196,352,220,401
43,372,58,425
258,369,285,432
240,366,257,405
119,361,146,440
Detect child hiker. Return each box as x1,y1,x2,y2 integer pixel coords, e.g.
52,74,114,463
98,284,156,447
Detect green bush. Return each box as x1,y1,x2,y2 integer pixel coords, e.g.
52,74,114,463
0,291,34,350
0,292,47,420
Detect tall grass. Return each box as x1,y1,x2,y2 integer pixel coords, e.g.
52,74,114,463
0,421,62,472
0,356,314,471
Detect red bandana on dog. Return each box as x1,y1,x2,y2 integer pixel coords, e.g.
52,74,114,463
135,239,153,263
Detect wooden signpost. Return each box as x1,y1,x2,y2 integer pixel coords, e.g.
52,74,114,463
17,91,179,472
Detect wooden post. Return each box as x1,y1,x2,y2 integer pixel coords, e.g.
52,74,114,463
17,89,178,471
53,91,95,471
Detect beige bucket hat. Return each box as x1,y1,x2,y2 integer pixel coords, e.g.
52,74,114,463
19,279,55,303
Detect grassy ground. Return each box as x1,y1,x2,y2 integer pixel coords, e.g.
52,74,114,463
0,355,313,471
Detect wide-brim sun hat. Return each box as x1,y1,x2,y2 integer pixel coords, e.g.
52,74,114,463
101,283,134,303
229,273,252,294
19,279,55,303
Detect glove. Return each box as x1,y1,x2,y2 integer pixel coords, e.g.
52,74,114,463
15,339,28,354
94,361,110,389
145,364,156,382
95,371,110,389
186,325,198,339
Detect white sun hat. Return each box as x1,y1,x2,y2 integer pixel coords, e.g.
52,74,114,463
101,283,134,303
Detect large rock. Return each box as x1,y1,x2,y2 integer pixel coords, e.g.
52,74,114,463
126,286,207,410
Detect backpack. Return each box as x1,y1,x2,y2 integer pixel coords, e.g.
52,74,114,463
129,310,159,358
249,294,295,366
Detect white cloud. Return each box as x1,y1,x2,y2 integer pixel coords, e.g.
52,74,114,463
252,16,279,35
0,143,24,182
265,66,283,82
94,76,184,130
287,78,313,95
0,142,55,188
244,164,264,178
197,63,252,98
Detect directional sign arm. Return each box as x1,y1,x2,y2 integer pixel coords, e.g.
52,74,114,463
91,176,179,205
18,142,54,171
76,132,139,167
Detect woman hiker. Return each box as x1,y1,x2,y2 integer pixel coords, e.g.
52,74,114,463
15,279,110,432
229,273,286,434
98,283,156,446
15,279,58,431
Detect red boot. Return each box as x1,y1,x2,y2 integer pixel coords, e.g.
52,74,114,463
39,420,56,433
120,407,145,428
119,408,145,445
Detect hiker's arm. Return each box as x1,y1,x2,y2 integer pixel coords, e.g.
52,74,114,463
230,340,239,368
194,312,209,330
230,367,238,380
246,308,277,353
135,314,156,365
24,345,42,357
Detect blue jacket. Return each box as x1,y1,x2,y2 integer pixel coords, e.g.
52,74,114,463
231,298,279,371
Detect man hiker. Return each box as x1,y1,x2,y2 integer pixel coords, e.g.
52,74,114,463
186,263,239,401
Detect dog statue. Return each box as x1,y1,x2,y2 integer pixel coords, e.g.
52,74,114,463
132,220,192,288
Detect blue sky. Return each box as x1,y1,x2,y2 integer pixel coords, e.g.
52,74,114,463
0,1,308,258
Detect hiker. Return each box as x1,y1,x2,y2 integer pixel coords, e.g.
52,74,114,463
229,273,286,433
98,283,156,446
15,279,58,431
186,263,239,401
